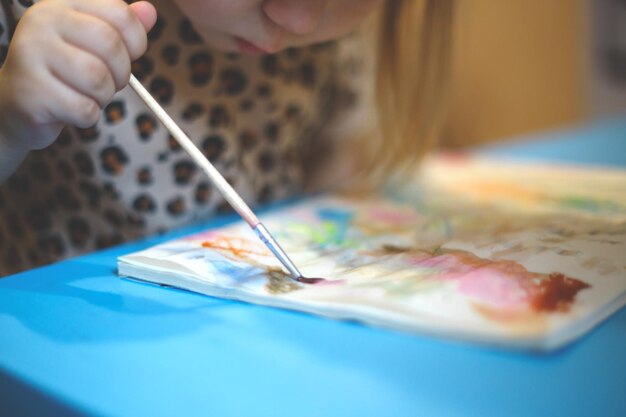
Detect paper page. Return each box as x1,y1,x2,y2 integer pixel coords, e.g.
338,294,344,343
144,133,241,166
119,155,626,350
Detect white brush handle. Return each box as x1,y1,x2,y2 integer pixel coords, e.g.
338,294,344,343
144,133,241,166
128,75,258,226
128,75,302,279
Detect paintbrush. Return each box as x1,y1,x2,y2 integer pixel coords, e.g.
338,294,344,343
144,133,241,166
128,74,303,281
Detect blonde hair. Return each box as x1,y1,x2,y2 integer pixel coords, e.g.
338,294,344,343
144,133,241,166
359,0,455,182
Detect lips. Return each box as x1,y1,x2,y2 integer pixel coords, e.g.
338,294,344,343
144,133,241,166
235,37,268,55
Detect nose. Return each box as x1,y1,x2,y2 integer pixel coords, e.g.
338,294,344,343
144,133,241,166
262,0,329,35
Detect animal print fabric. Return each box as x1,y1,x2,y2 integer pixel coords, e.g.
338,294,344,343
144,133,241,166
0,0,369,276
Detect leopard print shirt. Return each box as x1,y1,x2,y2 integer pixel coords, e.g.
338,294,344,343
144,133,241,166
0,0,370,276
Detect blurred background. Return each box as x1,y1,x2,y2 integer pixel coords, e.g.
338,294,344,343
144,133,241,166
442,0,626,147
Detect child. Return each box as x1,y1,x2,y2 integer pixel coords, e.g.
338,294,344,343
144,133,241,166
0,0,453,276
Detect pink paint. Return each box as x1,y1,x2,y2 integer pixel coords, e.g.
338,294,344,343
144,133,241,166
367,208,419,225
457,268,530,310
410,250,588,312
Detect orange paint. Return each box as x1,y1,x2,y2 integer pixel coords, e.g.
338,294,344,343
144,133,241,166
201,238,267,259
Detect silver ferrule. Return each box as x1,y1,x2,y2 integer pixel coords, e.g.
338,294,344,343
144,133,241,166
253,223,302,279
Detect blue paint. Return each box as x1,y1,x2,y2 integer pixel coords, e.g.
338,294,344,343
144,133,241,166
317,207,355,245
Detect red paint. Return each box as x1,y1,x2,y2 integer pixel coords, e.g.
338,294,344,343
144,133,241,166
412,249,591,313
298,276,327,284
529,272,590,312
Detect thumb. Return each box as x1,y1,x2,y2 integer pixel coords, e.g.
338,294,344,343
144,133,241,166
130,1,157,33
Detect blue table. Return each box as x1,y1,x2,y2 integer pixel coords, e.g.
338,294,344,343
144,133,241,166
1,118,625,417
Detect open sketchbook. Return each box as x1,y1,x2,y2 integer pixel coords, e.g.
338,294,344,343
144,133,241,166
118,155,626,350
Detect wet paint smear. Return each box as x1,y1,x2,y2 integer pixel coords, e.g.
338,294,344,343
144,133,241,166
265,269,330,294
266,268,302,294
202,237,590,313
201,239,329,290
201,240,266,258
298,276,327,284
377,244,591,314
530,272,590,312
446,253,589,313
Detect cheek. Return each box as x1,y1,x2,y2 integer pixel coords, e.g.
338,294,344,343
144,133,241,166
173,0,260,27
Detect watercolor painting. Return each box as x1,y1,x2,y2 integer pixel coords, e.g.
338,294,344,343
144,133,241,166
118,154,626,350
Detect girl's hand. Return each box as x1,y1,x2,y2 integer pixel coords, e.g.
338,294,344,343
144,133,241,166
0,0,156,152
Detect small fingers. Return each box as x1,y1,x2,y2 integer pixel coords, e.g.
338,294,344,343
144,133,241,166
68,0,150,61
129,1,158,34
48,42,116,108
34,74,101,129
60,11,131,91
